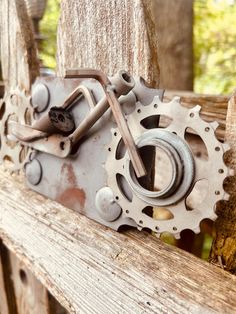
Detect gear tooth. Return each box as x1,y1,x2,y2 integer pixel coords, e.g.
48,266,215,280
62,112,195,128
210,121,219,130
173,96,181,103
193,104,201,113
229,168,235,176
169,97,180,107
136,101,142,107
137,225,142,231
223,192,230,201
134,102,143,112
173,232,181,240
155,232,161,239
193,226,201,234
105,86,231,237
153,96,162,105
210,213,218,221
223,142,230,152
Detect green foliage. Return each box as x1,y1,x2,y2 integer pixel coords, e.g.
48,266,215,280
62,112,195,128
194,0,236,94
40,0,60,69
201,234,213,260
39,0,236,92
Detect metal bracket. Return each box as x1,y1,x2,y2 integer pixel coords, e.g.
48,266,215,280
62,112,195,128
11,69,147,178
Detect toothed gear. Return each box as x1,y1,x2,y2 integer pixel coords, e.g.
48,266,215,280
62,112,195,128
105,96,230,238
0,88,33,171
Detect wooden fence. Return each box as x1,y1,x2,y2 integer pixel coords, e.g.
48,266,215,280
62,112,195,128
0,1,235,313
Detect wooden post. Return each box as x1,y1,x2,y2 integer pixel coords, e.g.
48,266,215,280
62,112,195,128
154,0,194,90
57,0,161,227
0,241,18,314
209,92,236,274
0,257,9,314
57,0,160,86
9,252,50,314
0,0,39,92
0,1,52,312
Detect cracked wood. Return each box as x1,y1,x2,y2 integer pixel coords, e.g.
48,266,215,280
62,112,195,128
0,168,236,313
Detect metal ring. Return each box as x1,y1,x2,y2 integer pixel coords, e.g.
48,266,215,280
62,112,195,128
124,129,195,206
126,138,183,199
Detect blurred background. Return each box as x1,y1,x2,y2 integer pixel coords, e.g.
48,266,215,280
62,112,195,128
39,0,236,95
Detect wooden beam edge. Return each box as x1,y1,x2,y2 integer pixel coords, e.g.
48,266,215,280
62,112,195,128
0,167,235,313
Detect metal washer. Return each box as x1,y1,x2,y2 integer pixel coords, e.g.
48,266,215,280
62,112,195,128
125,129,195,206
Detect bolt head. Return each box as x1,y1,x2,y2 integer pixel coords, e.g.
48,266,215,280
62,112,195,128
31,83,50,113
25,159,42,185
95,187,121,222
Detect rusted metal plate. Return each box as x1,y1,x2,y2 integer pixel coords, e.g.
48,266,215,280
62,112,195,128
25,77,162,230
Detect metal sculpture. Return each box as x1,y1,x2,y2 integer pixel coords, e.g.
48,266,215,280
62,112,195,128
0,69,230,238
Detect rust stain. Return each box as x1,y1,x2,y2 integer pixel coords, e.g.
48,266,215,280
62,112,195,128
58,163,86,213
61,163,77,185
57,188,86,213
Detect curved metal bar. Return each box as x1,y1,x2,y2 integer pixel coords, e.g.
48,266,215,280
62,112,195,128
62,84,97,110
65,69,146,178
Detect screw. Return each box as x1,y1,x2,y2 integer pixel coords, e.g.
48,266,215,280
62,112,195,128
31,83,50,113
95,187,121,222
25,159,42,185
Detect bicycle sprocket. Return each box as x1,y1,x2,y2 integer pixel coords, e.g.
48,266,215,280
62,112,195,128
105,96,230,238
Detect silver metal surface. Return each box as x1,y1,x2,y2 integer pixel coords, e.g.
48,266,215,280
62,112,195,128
125,130,195,204
31,83,50,113
0,87,33,171
8,121,71,158
65,69,146,178
1,73,229,238
95,187,122,222
105,96,230,238
25,158,42,185
20,76,163,231
23,77,136,230
10,71,139,163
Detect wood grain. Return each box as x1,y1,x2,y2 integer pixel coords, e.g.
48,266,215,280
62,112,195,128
0,167,235,313
0,0,39,92
9,251,50,314
57,0,160,87
0,255,9,314
209,93,236,274
0,243,9,314
0,1,49,312
154,0,194,90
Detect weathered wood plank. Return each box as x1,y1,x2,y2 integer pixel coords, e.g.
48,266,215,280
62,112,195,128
0,167,235,313
0,241,18,314
9,251,50,314
0,241,11,314
154,0,194,90
57,0,160,87
0,1,50,312
209,93,236,274
164,90,229,140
